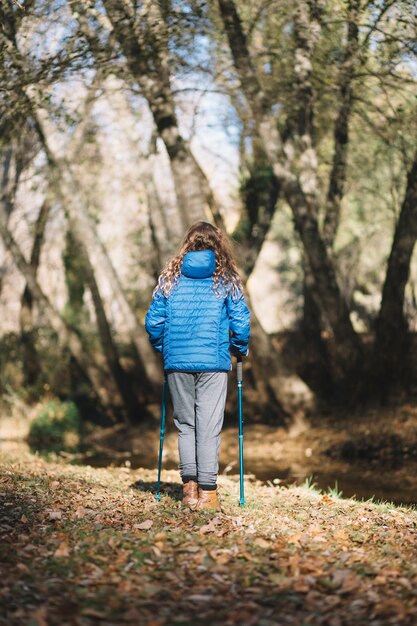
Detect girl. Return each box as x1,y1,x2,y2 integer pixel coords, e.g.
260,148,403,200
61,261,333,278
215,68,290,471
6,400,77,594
145,221,250,511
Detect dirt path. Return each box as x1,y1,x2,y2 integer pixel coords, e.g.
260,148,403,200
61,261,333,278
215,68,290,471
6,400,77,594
1,448,417,625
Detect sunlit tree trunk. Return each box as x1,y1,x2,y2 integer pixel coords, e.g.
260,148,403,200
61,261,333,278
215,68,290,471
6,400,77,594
217,0,363,386
0,2,163,395
0,199,119,418
64,230,142,424
31,112,162,394
81,0,224,231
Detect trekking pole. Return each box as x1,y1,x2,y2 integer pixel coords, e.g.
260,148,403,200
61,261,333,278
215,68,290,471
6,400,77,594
237,356,245,507
155,372,168,501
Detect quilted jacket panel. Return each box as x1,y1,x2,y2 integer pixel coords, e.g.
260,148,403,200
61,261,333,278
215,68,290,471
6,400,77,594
145,249,250,371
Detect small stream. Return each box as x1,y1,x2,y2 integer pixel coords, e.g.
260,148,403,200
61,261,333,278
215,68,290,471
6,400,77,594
2,439,416,507
79,450,417,507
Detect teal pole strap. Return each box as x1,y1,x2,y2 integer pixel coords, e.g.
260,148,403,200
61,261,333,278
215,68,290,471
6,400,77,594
155,372,167,501
237,358,245,506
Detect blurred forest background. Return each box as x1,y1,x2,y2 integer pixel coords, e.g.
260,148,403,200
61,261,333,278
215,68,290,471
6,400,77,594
0,0,417,446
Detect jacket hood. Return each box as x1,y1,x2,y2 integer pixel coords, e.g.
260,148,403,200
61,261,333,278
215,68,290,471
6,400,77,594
181,250,216,279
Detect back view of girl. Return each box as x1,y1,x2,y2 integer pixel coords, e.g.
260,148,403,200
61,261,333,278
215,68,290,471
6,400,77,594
145,221,250,511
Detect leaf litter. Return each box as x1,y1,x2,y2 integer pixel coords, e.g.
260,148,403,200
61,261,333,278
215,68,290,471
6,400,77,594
0,448,417,625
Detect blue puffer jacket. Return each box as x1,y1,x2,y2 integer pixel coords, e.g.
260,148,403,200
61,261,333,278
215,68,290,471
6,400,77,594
145,249,250,372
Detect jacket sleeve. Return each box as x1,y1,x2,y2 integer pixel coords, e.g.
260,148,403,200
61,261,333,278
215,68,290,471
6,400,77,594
226,289,251,356
145,289,167,353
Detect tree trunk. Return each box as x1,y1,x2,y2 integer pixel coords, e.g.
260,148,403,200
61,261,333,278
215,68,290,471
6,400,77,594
233,138,280,279
374,150,417,388
19,200,50,387
248,305,315,419
65,229,143,424
0,5,163,396
86,0,224,230
0,201,119,418
323,0,361,249
217,0,363,384
291,1,325,358
32,112,162,395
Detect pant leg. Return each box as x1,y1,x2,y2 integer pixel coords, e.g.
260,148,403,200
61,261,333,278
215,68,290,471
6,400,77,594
195,371,228,486
167,372,197,479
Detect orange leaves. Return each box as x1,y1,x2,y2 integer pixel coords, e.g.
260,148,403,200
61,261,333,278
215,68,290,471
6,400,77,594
208,548,234,565
318,493,336,506
53,541,71,558
3,448,417,626
16,562,30,575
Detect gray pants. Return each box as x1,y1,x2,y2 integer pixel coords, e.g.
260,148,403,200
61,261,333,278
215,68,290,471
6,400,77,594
167,371,228,486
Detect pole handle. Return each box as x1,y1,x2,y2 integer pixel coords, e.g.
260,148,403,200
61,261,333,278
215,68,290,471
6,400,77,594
236,355,243,382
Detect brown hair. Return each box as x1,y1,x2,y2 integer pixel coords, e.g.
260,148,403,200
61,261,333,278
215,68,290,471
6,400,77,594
153,221,244,300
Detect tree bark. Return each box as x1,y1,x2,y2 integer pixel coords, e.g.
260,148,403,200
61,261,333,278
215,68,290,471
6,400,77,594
323,0,361,249
374,150,417,386
291,1,325,350
19,200,50,387
68,231,142,423
248,303,315,419
233,138,280,279
217,0,363,383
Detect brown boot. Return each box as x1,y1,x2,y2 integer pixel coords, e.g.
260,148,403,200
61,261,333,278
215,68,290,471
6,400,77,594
182,480,198,506
196,487,222,512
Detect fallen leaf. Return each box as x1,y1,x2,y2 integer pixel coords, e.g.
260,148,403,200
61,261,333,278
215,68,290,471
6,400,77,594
81,608,107,618
30,605,48,626
199,521,217,534
48,511,62,520
182,545,200,553
134,519,153,530
54,541,70,558
75,505,85,518
318,494,336,506
154,532,167,541
20,514,28,523
253,537,270,549
140,583,160,597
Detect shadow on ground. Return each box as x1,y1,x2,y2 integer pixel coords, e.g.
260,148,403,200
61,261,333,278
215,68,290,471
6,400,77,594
131,479,182,501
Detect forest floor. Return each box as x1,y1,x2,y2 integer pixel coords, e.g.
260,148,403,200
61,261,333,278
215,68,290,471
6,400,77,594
1,446,417,626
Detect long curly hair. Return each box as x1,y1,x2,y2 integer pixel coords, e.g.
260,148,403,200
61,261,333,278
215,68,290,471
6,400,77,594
153,221,244,300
